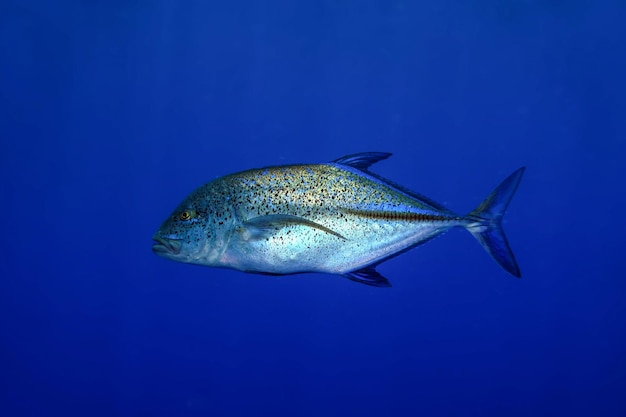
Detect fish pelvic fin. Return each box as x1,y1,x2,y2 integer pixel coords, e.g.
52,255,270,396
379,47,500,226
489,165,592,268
466,167,525,278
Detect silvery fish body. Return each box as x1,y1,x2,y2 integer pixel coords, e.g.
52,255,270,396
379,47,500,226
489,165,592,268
153,153,524,287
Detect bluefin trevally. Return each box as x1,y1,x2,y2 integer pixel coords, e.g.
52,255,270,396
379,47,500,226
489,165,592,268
153,152,524,287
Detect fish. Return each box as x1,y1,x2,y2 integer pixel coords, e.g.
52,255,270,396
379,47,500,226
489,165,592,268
152,152,525,287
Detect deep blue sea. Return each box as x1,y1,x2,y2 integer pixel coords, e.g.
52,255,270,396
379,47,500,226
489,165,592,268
2,1,625,416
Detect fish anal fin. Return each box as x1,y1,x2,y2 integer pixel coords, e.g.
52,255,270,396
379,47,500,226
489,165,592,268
242,214,346,241
345,267,392,287
332,152,392,171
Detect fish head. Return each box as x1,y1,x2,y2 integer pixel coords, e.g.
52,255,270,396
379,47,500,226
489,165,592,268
152,191,224,265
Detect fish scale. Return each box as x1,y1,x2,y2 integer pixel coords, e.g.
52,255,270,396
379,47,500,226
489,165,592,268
153,152,524,287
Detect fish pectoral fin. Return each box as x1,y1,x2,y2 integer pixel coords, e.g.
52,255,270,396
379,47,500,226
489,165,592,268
242,214,347,241
344,267,392,287
332,152,392,171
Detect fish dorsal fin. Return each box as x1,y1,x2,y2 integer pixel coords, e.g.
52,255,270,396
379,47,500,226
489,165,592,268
333,152,452,213
332,152,392,171
345,267,392,287
242,214,347,241
365,171,454,213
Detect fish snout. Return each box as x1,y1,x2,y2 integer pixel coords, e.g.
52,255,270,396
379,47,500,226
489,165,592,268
152,234,183,255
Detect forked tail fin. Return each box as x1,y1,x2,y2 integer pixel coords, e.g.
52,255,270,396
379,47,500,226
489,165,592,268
466,167,525,277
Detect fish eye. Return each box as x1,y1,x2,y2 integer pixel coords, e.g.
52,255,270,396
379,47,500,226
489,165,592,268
179,210,195,221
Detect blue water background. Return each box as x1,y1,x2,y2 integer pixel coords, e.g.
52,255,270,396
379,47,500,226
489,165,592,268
2,1,625,416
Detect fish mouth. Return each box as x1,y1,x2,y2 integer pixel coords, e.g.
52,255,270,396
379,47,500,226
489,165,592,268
152,235,182,255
